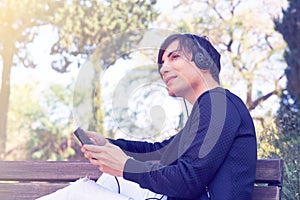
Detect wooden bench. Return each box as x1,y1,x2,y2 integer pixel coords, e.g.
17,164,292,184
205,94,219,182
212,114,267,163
253,159,284,200
0,159,283,200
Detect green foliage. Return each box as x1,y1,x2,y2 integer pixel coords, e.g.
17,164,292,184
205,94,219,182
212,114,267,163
6,82,44,160
255,117,279,159
51,0,159,140
275,1,300,199
0,0,62,157
50,0,158,72
283,162,299,200
6,81,81,161
28,83,77,160
275,90,300,200
275,0,300,104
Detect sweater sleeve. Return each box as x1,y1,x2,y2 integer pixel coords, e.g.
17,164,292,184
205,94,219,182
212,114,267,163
123,91,242,198
109,136,175,161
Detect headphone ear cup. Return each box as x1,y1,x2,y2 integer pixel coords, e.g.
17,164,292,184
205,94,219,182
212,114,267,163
194,52,210,70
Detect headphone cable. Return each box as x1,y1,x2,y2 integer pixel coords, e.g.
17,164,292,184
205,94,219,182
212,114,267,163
183,98,189,117
114,176,121,194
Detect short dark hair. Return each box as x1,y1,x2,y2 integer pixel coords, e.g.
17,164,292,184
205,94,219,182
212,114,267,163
157,33,221,83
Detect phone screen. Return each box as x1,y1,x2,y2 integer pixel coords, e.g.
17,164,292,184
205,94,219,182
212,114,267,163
73,127,94,145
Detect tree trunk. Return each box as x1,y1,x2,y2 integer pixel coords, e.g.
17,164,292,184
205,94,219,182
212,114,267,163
0,48,13,159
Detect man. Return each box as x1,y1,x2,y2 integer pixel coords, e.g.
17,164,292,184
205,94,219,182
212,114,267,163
39,33,257,200
82,33,257,200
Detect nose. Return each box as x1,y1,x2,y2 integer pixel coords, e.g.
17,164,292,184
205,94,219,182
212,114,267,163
159,62,170,77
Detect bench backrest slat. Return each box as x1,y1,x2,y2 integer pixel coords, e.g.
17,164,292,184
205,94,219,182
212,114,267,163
252,186,280,200
252,159,283,200
0,183,68,200
255,159,284,184
0,161,101,182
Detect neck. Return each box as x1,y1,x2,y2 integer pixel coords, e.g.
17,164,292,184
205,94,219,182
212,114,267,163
185,75,220,105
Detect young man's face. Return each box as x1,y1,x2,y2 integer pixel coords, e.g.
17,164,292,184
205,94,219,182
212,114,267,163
159,40,202,99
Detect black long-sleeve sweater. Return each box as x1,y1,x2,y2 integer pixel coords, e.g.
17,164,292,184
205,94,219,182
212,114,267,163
110,87,257,200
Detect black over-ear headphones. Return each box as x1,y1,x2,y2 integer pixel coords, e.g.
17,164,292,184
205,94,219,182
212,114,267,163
184,34,214,70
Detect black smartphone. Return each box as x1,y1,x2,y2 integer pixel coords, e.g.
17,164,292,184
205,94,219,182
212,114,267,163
73,127,94,145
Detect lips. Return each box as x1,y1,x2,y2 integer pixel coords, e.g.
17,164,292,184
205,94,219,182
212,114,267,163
164,75,177,85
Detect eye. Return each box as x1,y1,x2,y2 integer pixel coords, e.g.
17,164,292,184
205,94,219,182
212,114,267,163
170,53,180,60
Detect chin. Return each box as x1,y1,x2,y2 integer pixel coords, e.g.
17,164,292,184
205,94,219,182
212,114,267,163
168,91,176,97
167,87,185,98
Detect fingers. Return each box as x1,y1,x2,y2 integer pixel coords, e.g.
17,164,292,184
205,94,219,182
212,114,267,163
85,131,107,146
92,155,123,177
97,165,122,177
81,144,112,162
84,131,98,144
81,143,128,177
85,144,105,150
85,131,98,138
82,143,114,153
86,151,121,176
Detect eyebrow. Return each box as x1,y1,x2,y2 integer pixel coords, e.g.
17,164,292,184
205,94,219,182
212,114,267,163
167,50,180,58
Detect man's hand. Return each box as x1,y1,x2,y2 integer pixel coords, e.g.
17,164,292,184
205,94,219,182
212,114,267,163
85,131,108,146
81,142,129,177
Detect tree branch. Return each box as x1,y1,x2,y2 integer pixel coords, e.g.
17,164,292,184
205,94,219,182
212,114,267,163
248,89,278,111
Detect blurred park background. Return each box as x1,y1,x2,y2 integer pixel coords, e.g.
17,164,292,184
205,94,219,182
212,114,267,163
0,0,299,199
